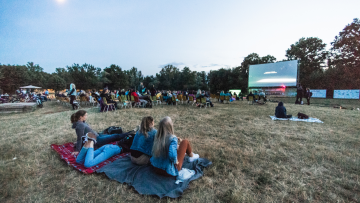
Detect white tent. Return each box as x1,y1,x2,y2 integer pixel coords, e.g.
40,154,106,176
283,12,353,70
20,85,42,89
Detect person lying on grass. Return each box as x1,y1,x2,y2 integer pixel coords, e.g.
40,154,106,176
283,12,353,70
150,116,199,177
130,116,157,165
71,110,134,156
76,132,132,168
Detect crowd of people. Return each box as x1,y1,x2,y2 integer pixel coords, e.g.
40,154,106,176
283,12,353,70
0,88,50,103
71,110,200,177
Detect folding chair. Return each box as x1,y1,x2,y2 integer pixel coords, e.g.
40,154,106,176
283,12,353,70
200,98,210,108
188,96,194,105
248,96,254,105
151,96,160,106
120,95,130,108
177,95,183,104
195,98,201,107
224,96,230,104
102,97,116,112
130,96,142,108
172,96,178,105
220,96,225,103
254,95,259,101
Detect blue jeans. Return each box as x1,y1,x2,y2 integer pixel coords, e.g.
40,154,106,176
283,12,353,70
95,131,131,148
76,145,122,168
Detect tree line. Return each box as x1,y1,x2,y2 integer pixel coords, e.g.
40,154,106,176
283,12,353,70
0,18,359,96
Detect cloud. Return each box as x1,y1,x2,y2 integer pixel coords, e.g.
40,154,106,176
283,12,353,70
264,71,277,74
158,62,185,68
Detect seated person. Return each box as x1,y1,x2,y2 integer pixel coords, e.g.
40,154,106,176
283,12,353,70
246,92,255,101
130,116,157,165
100,88,118,109
151,117,199,177
219,91,226,103
258,90,267,102
275,102,292,118
71,110,133,156
225,91,234,102
201,91,214,107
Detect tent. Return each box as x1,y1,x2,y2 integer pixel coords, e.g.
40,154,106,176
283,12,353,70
20,85,42,89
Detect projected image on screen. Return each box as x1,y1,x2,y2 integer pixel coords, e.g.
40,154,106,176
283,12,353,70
248,60,298,87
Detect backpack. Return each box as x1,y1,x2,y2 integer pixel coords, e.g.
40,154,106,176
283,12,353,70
117,133,136,152
103,126,123,134
298,112,309,119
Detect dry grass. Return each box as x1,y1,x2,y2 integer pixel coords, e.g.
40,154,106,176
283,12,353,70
1,100,360,202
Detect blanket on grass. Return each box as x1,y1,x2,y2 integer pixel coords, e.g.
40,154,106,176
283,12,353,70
96,155,212,198
269,115,323,123
51,142,130,174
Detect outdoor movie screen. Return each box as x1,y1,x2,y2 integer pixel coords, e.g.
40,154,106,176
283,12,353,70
248,60,298,87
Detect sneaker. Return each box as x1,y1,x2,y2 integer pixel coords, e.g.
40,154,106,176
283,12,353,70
188,153,199,162
133,125,140,132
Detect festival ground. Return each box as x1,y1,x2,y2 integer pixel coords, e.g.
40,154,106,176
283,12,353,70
1,100,359,202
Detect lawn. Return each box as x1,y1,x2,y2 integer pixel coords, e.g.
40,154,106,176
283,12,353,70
1,100,360,202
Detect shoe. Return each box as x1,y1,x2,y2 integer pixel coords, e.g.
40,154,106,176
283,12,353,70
189,153,199,162
133,125,140,132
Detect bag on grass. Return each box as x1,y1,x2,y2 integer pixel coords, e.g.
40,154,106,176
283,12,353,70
298,112,309,119
103,126,123,134
117,133,135,153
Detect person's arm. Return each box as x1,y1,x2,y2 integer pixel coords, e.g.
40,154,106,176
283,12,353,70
168,137,178,163
284,107,287,115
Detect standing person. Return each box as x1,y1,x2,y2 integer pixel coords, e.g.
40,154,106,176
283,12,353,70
138,82,145,94
150,117,199,177
305,88,312,105
295,84,303,104
150,85,157,97
130,116,157,165
71,110,134,156
69,83,78,110
275,102,292,118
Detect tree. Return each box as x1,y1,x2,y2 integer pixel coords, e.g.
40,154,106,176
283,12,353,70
286,37,328,85
103,64,129,90
180,67,196,90
0,65,29,93
47,74,66,93
125,67,143,90
156,65,180,90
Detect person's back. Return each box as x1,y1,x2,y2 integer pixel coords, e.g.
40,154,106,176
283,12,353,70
275,102,290,118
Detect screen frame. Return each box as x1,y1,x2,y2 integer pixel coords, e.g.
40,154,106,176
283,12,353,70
247,60,299,88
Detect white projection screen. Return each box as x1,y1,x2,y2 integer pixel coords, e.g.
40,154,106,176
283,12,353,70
248,60,298,87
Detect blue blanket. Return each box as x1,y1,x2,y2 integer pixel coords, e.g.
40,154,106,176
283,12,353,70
96,155,212,198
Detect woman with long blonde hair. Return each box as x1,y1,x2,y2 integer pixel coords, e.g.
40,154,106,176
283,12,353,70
150,117,199,177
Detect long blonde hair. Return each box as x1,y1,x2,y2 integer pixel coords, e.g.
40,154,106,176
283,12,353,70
152,116,175,158
139,116,154,138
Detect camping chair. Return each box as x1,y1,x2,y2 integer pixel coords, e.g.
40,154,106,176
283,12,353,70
188,96,194,105
151,96,160,106
220,96,225,103
171,96,178,105
200,98,210,108
130,96,142,108
120,95,131,108
180,95,187,104
254,95,259,101
257,96,266,105
102,97,116,112
224,96,230,104
248,96,254,105
195,98,201,107
177,95,183,104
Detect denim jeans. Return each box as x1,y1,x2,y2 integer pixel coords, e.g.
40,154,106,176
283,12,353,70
76,145,122,168
95,132,131,148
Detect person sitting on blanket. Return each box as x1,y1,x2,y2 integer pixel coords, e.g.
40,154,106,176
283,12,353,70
130,116,157,165
75,132,133,168
71,110,134,156
150,116,200,177
275,102,292,118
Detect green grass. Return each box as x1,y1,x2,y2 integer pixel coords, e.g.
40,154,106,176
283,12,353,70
1,100,360,202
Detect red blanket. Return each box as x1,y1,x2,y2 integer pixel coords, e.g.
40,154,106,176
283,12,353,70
51,142,130,174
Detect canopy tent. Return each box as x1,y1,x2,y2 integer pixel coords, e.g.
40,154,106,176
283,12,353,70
20,85,42,89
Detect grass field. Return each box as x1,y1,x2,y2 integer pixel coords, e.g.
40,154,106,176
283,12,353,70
1,100,360,202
